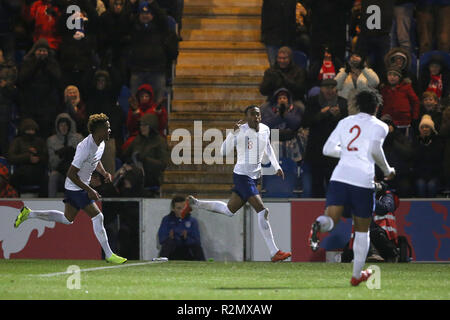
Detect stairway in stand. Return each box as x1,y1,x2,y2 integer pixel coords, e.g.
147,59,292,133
162,0,268,199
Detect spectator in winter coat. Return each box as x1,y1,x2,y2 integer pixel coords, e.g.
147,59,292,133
123,113,169,188
383,46,418,92
157,195,205,261
126,0,178,102
47,113,83,197
8,118,48,197
56,0,100,91
124,83,167,152
378,114,414,197
335,51,380,100
380,67,420,136
419,54,450,100
17,38,62,138
261,88,304,162
308,44,343,92
309,0,354,62
260,46,307,109
83,68,125,170
260,0,297,66
412,114,444,197
301,78,348,197
64,85,88,137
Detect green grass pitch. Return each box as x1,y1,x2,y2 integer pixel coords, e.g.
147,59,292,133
0,259,449,300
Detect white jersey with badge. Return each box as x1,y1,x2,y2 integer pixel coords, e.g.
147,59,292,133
64,134,105,191
323,112,392,189
221,123,281,179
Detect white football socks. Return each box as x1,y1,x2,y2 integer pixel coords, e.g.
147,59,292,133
352,231,370,279
257,209,279,257
28,210,72,225
195,200,234,217
317,215,334,232
91,213,113,259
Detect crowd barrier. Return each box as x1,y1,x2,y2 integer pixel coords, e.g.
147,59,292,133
1,198,449,262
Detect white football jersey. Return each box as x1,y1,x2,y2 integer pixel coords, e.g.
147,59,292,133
65,134,105,191
323,112,393,188
221,123,281,179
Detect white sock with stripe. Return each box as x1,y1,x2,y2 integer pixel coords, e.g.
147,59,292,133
352,231,370,279
257,209,279,257
91,213,113,259
28,210,72,225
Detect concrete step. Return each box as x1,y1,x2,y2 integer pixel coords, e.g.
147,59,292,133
177,51,267,66
163,171,233,184
173,86,264,100
185,0,262,7
179,41,265,52
184,6,261,17
171,99,265,112
176,64,267,77
174,75,262,86
183,17,260,31
181,29,260,42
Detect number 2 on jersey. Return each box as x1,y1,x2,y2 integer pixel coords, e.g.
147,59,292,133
347,125,361,151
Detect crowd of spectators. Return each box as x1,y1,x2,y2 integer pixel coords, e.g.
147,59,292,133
0,0,449,199
260,0,450,198
0,0,178,198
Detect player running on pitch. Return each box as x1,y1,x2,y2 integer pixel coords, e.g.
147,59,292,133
308,89,395,286
14,113,127,264
181,105,291,262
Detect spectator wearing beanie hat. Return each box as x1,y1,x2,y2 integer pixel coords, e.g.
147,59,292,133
411,114,444,197
380,66,420,137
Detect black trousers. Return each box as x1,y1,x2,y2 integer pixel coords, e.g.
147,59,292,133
159,239,206,261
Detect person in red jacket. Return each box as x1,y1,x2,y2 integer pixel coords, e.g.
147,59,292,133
25,0,62,51
122,83,167,151
381,67,420,137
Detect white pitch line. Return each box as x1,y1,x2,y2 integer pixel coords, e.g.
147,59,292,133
32,260,166,277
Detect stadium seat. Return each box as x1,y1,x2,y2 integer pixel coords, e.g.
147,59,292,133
293,50,308,69
262,158,298,198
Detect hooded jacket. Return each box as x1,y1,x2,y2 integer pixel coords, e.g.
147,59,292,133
7,118,48,166
383,47,418,90
261,88,303,141
381,79,420,126
18,38,61,114
46,113,83,171
126,83,167,137
419,54,450,99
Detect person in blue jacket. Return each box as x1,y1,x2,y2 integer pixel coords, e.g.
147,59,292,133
157,195,205,261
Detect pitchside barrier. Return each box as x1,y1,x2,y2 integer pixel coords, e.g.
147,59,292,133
1,199,449,262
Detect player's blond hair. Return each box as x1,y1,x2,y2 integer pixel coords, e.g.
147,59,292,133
87,113,109,134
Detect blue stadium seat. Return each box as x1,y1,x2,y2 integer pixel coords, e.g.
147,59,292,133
262,158,298,198
293,50,308,69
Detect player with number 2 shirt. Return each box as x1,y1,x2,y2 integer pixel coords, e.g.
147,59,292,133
308,89,395,286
